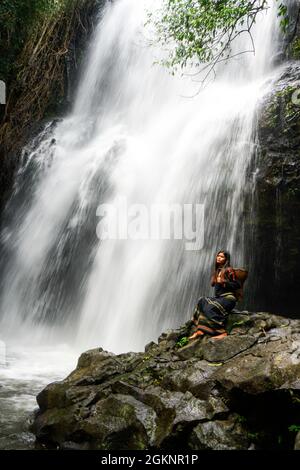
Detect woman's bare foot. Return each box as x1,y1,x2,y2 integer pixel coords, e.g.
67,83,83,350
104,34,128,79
212,332,228,340
188,330,204,340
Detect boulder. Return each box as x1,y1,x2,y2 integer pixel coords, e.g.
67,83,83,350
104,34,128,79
189,414,250,450
31,312,300,450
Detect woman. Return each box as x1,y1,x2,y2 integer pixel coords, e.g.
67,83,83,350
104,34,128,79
189,250,241,340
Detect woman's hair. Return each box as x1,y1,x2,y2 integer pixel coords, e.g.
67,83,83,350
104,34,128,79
214,250,231,271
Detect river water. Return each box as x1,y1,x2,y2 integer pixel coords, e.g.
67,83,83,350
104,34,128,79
0,342,77,449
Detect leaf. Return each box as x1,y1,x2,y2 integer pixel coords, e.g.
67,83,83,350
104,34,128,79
288,424,300,433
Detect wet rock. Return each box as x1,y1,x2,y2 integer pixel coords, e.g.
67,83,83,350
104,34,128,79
294,431,300,450
214,337,300,395
246,60,300,316
202,335,257,362
175,338,204,360
189,414,250,450
284,1,300,61
60,441,91,450
76,348,115,369
31,312,300,450
144,341,158,354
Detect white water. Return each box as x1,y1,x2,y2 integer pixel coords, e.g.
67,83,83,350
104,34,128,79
0,343,77,449
0,0,281,447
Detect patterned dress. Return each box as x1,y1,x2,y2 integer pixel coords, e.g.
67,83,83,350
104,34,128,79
192,267,241,336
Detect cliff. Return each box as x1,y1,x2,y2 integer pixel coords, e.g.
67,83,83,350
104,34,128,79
243,0,300,316
246,63,300,315
0,0,104,211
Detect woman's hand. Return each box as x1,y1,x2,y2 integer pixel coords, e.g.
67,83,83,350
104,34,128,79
216,271,227,287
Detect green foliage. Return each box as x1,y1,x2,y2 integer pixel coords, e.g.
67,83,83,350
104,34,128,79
277,2,288,32
288,424,300,433
176,336,189,348
0,0,69,82
149,0,290,77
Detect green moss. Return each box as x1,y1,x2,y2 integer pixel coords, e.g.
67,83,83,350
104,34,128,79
291,38,300,60
264,85,300,133
247,431,260,441
262,99,279,129
152,379,161,386
236,414,247,424
276,85,295,98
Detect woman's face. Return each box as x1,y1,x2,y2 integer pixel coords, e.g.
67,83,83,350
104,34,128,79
216,252,226,266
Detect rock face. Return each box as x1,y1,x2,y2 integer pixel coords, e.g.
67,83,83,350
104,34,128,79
245,62,300,316
244,1,300,316
284,0,300,61
31,312,300,450
0,0,104,211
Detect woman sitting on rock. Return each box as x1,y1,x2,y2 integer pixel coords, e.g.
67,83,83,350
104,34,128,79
189,250,242,341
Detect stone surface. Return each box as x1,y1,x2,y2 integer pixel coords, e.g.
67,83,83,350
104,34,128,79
245,61,300,316
294,431,300,450
31,312,300,450
240,2,300,317
202,335,257,362
189,414,250,450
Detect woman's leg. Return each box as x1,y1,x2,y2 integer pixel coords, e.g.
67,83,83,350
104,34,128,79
189,297,235,339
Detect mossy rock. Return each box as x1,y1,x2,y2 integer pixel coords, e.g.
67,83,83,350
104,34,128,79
291,38,300,60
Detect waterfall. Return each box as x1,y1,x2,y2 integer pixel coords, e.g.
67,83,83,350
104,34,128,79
0,0,280,354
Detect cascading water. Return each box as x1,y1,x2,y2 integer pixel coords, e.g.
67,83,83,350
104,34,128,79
0,0,281,448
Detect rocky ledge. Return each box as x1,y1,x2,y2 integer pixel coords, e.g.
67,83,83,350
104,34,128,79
31,312,300,450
